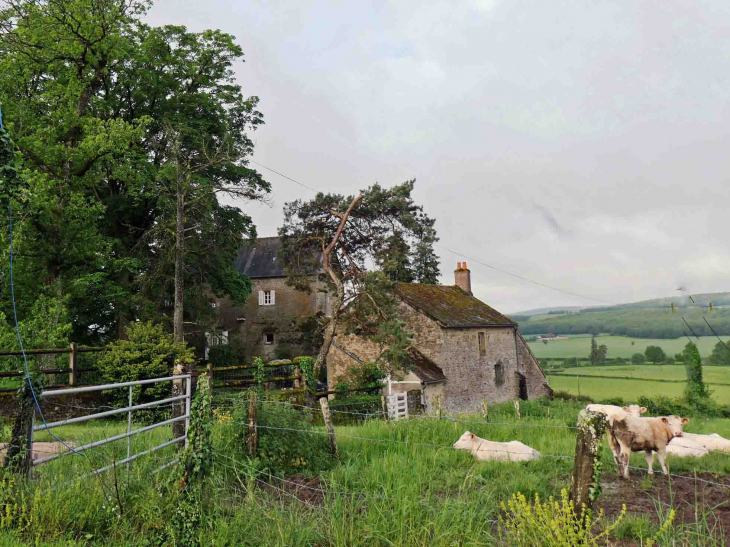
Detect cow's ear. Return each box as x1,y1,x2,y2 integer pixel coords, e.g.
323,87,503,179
661,417,668,424
682,417,690,425
622,406,630,412
470,434,475,440
640,407,647,414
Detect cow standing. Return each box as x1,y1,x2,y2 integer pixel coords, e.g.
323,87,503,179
585,404,646,467
609,415,690,479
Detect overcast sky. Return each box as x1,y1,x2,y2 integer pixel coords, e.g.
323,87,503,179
147,0,730,314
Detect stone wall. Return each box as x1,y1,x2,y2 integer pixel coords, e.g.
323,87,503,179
216,276,328,361
0,390,106,421
517,333,553,400
327,298,550,414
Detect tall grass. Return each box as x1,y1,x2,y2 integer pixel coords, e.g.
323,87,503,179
0,398,728,545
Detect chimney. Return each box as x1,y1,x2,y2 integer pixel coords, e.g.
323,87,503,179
454,262,472,295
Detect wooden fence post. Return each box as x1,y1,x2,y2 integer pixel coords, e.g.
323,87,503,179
513,400,521,419
381,395,389,422
547,406,551,421
68,342,78,387
172,361,186,449
294,364,301,389
319,397,338,458
481,400,489,422
206,362,213,396
247,391,258,456
5,375,42,476
570,410,607,520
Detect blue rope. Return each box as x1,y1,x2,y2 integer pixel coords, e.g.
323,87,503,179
1,102,85,460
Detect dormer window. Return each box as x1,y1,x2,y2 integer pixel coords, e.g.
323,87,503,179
258,290,275,306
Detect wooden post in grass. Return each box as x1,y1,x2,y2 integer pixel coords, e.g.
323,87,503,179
172,361,186,449
247,391,258,456
381,396,389,422
68,342,78,387
319,397,338,458
547,406,551,421
6,374,42,476
513,400,520,419
570,410,607,520
206,362,213,396
481,400,489,422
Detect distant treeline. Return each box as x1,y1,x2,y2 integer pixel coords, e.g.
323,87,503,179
518,307,730,339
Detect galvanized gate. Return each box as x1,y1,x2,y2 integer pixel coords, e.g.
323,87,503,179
32,374,191,475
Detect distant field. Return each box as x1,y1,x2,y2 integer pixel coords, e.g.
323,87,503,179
528,335,722,359
547,366,730,403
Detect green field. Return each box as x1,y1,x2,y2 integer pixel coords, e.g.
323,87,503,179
528,335,722,359
546,363,730,402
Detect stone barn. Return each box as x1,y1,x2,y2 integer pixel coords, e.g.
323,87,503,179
327,263,551,414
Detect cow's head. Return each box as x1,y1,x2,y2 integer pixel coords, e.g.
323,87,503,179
453,431,476,450
624,405,648,417
661,416,690,437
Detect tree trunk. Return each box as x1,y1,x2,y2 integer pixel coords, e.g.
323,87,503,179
173,168,185,344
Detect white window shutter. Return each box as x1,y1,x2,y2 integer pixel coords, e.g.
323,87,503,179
221,330,229,344
258,291,264,305
271,290,276,305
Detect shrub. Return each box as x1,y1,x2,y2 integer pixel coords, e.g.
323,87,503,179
229,393,332,476
274,344,293,360
499,488,625,546
564,357,578,367
553,391,594,403
208,340,245,367
346,361,386,391
329,393,383,425
631,353,645,364
96,322,194,409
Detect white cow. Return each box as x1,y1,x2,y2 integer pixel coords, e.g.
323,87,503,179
609,415,690,479
585,404,647,466
453,431,541,462
666,436,709,458
682,432,730,454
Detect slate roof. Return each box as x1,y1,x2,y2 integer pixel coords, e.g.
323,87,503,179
395,284,516,328
407,348,446,384
232,237,285,278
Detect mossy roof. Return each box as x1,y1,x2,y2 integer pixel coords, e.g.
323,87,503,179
407,348,446,384
395,284,516,328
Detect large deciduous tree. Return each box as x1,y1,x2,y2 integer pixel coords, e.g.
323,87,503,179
0,0,268,342
279,180,440,384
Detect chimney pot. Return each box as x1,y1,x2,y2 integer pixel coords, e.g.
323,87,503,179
454,262,472,295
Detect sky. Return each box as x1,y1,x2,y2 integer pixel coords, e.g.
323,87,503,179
146,0,730,314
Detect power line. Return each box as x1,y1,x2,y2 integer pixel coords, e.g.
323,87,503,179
703,317,730,353
250,158,614,305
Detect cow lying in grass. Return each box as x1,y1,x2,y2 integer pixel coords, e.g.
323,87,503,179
666,435,709,458
453,431,541,462
585,404,646,466
682,432,730,454
609,415,690,479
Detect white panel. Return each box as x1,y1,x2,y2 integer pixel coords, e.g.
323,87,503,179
271,290,276,305
258,291,264,305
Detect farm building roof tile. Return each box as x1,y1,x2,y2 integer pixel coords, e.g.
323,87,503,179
395,284,516,328
407,348,446,384
232,237,285,278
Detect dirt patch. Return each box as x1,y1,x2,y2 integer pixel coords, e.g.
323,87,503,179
257,474,329,506
596,472,730,529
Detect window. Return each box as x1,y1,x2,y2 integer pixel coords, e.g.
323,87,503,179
264,332,274,345
258,290,276,306
210,302,218,309
478,332,486,356
204,330,228,359
494,362,505,387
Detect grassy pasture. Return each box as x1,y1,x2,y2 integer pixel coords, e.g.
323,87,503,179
547,373,730,402
528,334,722,359
3,398,730,546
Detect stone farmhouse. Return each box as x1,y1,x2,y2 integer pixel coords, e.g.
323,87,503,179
210,237,330,361
327,263,552,414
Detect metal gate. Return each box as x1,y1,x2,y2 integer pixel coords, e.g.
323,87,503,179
32,374,191,476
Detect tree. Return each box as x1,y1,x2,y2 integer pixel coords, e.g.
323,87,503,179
588,336,599,364
708,340,730,365
0,0,269,342
596,344,608,364
279,180,439,383
683,342,709,404
644,346,666,365
631,353,644,364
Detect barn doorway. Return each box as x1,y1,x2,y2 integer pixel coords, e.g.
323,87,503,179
518,373,528,400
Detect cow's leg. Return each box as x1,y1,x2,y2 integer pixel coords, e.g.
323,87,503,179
618,441,631,479
657,449,668,475
608,432,621,467
644,449,654,475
